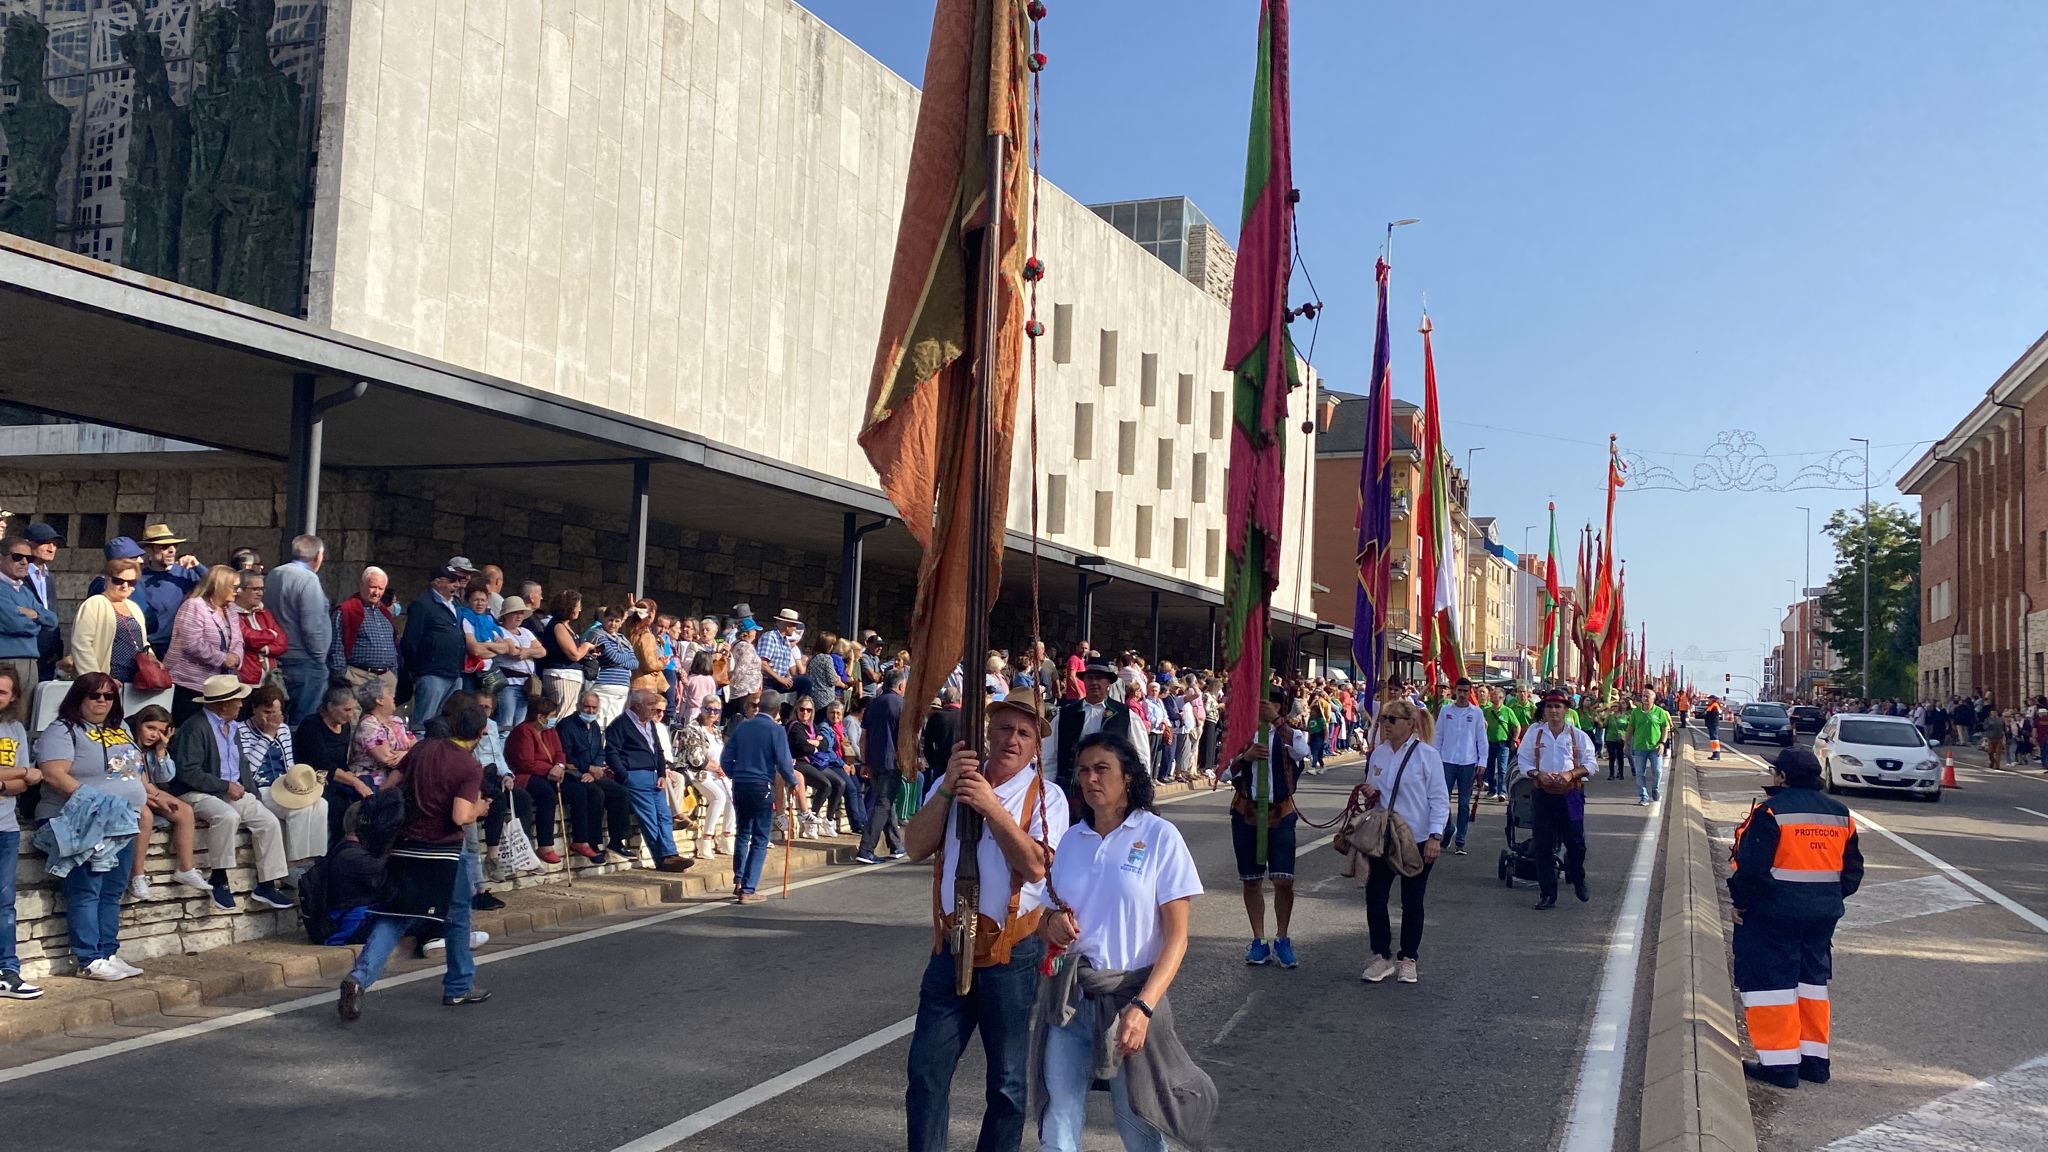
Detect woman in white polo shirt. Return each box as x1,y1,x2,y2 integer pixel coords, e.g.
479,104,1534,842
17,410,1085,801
1035,732,1214,1152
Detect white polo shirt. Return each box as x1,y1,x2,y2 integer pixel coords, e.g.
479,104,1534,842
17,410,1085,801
1048,808,1203,971
926,766,1071,923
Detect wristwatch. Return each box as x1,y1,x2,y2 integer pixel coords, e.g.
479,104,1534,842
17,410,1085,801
1129,997,1155,1018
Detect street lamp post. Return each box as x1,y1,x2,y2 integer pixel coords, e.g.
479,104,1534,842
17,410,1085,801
1465,446,1484,496
1849,438,1871,696
1795,506,1811,595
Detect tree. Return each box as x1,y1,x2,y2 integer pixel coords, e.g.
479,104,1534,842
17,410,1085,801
1815,502,1919,699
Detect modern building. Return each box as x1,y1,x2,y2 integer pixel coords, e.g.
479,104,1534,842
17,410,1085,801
1898,326,2048,704
1088,196,1236,305
1469,517,1518,680
0,0,1331,667
1777,597,1841,699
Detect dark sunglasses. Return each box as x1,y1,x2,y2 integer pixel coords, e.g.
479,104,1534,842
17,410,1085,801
5,553,29,562
85,691,118,702
108,577,136,588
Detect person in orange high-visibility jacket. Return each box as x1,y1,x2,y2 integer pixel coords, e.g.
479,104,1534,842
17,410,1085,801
1728,746,1863,1089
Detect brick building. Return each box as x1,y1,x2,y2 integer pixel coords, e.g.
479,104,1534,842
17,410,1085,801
1899,329,2048,705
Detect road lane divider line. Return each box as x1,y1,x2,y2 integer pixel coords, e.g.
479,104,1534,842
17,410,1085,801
1853,811,2048,935
1559,795,1664,1152
608,1016,920,1152
2016,806,2048,822
0,781,1248,1085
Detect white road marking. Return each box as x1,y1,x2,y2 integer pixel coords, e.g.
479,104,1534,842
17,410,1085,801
1854,811,2048,936
1823,1052,2048,1150
1837,874,1983,932
1209,995,1256,1047
2015,806,2048,821
0,782,1236,1086
607,1016,920,1152
1558,796,1664,1152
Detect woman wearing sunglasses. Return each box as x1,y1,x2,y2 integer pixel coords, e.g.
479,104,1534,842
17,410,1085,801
33,673,148,981
71,557,150,686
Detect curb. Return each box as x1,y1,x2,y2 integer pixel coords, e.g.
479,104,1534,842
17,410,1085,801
1639,739,1759,1152
0,836,864,1048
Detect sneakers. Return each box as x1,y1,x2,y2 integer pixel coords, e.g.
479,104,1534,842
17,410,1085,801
171,868,212,894
109,954,144,978
485,857,514,882
656,855,694,873
337,976,363,1021
0,970,45,999
1396,958,1418,984
209,885,236,912
423,931,491,953
853,853,882,865
1245,939,1273,966
1360,956,1397,983
442,988,492,1007
1454,844,1468,856
891,850,909,860
1272,937,1299,968
605,843,637,862
81,958,129,982
1638,798,1650,806
129,874,155,901
1574,878,1591,903
248,884,294,911
471,891,507,911
737,892,768,905
570,842,602,861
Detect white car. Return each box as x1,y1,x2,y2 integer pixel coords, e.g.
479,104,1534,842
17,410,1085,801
1815,714,1943,803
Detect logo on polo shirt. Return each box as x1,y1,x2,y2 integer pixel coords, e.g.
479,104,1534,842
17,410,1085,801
1123,839,1149,874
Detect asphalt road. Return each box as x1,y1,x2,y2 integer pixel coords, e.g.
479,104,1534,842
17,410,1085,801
0,755,1662,1152
1689,725,2048,1151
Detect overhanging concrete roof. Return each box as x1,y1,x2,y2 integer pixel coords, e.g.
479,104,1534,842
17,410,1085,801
0,235,1333,634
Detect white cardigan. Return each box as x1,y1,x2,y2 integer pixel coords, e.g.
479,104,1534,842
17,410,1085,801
70,594,148,677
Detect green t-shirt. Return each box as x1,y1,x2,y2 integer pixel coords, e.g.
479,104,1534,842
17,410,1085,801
1506,700,1534,729
1483,703,1512,742
1625,706,1671,751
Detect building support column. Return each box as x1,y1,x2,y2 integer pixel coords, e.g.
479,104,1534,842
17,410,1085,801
1207,604,1217,671
628,459,651,599
839,513,890,640
1079,572,1113,648
282,376,367,558
1149,591,1161,668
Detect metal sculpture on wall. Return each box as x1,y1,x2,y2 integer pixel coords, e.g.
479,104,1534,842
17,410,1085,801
117,7,191,279
177,0,304,313
1621,430,1871,493
0,15,72,246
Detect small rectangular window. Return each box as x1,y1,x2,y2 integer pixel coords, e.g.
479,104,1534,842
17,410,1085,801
1118,421,1137,476
1134,505,1154,559
1140,353,1159,407
1074,403,1094,460
1177,373,1194,424
1095,491,1115,548
1172,517,1190,569
1205,528,1221,578
1099,330,1119,388
1052,303,1074,364
1047,475,1068,536
1210,390,1228,439
1191,452,1208,503
1156,439,1174,490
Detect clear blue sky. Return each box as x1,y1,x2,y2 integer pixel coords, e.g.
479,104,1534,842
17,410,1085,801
805,0,2048,694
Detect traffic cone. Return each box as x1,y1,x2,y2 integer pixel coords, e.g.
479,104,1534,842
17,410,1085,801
1709,738,1721,761
1941,753,1959,789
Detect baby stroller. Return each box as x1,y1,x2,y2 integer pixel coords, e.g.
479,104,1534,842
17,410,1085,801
1497,775,1558,888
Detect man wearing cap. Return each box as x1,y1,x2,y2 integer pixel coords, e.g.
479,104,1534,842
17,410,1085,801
0,538,56,695
1729,747,1863,1090
269,534,332,727
22,523,62,681
401,566,470,730
331,567,399,696
903,688,1069,1152
756,608,803,693
134,524,206,656
167,675,294,913
1516,690,1598,910
1047,657,1150,797
1227,686,1312,967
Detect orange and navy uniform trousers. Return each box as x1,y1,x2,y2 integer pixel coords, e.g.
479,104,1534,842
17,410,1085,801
1727,787,1863,1075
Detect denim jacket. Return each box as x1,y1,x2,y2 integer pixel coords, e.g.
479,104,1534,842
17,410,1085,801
32,788,140,878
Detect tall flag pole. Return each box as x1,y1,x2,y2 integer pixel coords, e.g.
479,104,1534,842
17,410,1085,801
1575,526,1593,685
1351,259,1394,700
1601,560,1628,701
1540,502,1561,681
859,0,1030,995
1418,312,1464,687
1585,434,1626,650
1220,0,1296,866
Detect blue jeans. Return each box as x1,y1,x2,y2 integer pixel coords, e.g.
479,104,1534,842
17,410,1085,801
905,936,1045,1152
732,784,775,894
839,766,869,832
1633,748,1664,802
1039,1004,1168,1152
410,674,460,731
494,682,530,730
61,838,137,965
1309,731,1327,770
347,853,477,998
624,769,677,860
1487,740,1511,796
1441,762,1477,847
0,830,18,973
281,657,327,727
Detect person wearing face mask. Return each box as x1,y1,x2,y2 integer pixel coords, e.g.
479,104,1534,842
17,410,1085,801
557,690,636,862
508,685,570,866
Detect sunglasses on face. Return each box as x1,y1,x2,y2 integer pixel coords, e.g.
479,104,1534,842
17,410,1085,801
5,554,29,562
85,691,117,702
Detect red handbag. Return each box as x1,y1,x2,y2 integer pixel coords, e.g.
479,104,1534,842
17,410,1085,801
132,647,172,691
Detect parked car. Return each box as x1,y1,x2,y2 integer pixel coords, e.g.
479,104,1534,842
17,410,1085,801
1816,714,1942,802
1789,705,1824,734
1734,702,1794,746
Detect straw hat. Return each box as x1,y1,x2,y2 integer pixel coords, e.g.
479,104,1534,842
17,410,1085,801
196,674,252,705
268,764,324,811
